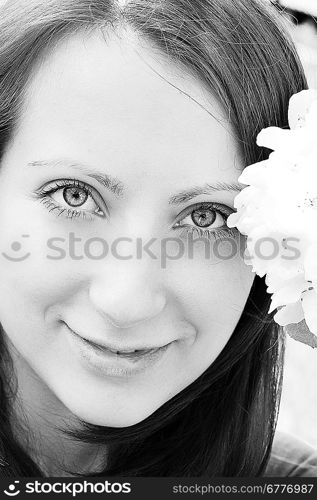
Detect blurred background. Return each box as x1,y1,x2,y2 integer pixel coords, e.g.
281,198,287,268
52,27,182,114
271,0,317,448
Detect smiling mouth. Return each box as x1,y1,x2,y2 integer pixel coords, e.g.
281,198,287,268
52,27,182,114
64,321,174,375
83,337,163,357
64,323,171,356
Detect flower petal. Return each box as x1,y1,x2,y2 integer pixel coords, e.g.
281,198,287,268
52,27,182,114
288,89,317,130
301,289,317,334
274,302,304,326
303,243,317,282
256,127,290,151
268,275,308,313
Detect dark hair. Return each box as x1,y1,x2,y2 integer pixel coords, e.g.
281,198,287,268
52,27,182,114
0,0,307,477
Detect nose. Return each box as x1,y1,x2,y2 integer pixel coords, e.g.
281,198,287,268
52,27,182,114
88,265,167,329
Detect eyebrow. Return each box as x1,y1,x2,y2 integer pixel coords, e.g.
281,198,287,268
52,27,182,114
168,181,243,205
27,159,125,197
27,159,243,205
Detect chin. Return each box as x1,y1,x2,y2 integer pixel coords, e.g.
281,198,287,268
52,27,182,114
67,402,157,428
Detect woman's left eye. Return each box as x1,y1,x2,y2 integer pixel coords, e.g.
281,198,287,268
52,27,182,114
33,179,106,220
174,202,236,240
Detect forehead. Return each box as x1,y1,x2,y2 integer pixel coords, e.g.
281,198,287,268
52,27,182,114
13,30,242,187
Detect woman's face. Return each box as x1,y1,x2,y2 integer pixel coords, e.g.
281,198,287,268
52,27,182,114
0,30,254,427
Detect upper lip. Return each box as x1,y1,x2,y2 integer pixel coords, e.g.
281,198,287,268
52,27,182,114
66,325,171,352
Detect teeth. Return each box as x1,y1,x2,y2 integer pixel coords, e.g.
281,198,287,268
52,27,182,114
105,346,157,354
112,349,140,354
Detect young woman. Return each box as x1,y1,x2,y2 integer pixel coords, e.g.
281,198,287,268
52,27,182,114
0,0,314,477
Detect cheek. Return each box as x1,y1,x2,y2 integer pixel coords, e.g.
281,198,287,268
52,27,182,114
0,229,76,309
0,185,92,307
0,259,69,356
170,241,254,360
0,204,86,353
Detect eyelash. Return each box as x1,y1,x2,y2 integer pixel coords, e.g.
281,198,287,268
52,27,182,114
174,202,237,242
34,178,103,221
34,179,237,241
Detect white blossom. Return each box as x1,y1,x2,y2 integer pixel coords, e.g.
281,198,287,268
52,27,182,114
227,90,317,346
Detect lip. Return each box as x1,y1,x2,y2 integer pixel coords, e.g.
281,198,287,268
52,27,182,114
64,324,173,377
68,328,168,353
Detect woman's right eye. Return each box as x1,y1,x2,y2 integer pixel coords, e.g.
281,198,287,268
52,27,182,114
34,178,106,220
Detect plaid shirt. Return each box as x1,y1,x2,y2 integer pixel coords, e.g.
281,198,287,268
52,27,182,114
264,431,317,476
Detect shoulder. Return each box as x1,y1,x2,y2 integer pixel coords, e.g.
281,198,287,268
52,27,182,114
264,430,317,477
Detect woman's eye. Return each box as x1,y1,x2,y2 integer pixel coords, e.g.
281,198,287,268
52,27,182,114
34,179,106,220
52,185,100,212
174,202,235,241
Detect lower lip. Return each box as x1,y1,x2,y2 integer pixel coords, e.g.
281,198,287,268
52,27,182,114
65,325,172,377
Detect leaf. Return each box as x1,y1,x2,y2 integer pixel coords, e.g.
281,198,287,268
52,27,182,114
284,319,317,348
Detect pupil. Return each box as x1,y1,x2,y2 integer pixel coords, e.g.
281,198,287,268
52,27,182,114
191,208,216,228
63,187,88,207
